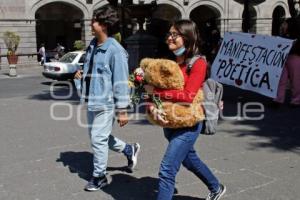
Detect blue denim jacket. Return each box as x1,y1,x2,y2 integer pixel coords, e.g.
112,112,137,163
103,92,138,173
80,37,130,111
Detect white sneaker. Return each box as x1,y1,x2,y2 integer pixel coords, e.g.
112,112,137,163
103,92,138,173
206,184,226,200
127,143,141,172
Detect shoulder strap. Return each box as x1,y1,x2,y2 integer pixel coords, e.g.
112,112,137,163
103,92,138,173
186,55,206,75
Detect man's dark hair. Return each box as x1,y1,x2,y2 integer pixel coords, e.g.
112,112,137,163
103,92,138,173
93,5,120,36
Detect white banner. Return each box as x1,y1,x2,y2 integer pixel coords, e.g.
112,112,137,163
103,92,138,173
211,32,294,98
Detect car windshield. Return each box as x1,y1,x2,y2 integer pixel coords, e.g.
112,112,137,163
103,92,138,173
59,53,77,63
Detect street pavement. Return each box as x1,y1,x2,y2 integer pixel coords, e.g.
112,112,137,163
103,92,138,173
0,67,299,200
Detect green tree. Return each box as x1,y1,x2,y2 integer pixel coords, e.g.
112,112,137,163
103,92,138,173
73,40,85,50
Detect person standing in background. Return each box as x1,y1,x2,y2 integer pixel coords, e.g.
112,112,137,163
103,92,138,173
38,43,46,65
274,18,300,107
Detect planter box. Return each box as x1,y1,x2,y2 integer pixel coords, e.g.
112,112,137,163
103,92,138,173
7,54,18,65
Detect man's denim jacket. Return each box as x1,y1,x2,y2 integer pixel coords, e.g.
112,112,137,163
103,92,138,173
80,37,130,111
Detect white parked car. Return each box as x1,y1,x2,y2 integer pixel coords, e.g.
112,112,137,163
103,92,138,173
42,51,85,80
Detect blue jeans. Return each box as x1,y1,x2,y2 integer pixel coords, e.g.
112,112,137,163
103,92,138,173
87,109,126,177
157,122,220,200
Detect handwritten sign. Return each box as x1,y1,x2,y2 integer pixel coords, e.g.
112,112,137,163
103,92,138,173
211,32,294,98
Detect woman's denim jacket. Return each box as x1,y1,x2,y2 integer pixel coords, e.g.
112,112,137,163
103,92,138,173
80,37,130,111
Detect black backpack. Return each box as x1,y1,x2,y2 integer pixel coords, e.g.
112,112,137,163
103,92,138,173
187,56,223,135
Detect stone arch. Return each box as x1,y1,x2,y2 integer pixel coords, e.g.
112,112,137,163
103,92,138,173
153,3,182,22
30,0,89,19
34,1,86,53
157,0,185,18
188,0,224,37
147,3,182,58
189,3,222,62
189,4,222,42
93,1,110,12
187,0,224,19
272,5,286,36
271,1,290,18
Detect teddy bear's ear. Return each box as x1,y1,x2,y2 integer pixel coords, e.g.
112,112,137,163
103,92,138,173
140,58,153,70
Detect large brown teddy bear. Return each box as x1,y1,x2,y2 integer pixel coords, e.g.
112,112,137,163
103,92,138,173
140,58,205,129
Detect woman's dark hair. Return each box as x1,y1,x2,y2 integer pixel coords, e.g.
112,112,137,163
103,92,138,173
93,5,120,36
172,19,201,59
283,18,300,55
290,39,300,56
285,18,300,39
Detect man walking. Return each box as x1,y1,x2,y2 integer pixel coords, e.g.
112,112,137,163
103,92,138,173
74,5,140,191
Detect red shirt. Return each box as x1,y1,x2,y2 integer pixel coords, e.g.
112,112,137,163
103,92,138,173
154,58,207,103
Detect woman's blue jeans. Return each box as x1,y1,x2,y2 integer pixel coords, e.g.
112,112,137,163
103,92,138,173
157,122,220,200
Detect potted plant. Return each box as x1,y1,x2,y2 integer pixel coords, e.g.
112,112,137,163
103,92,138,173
73,40,85,50
3,31,20,65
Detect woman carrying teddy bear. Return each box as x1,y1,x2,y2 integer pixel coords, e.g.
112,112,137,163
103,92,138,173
144,19,226,200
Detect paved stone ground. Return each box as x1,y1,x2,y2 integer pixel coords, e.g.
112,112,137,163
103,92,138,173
0,68,299,200
0,64,42,79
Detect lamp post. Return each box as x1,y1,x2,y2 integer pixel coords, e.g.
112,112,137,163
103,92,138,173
124,1,158,72
234,0,266,32
242,0,250,32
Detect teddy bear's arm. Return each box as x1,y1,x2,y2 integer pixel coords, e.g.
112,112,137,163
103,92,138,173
154,59,207,103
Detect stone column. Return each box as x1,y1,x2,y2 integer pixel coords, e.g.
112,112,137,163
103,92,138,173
82,19,93,47
256,18,273,35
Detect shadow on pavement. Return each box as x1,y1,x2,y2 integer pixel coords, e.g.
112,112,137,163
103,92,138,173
56,151,133,181
102,174,204,200
222,85,300,153
56,151,204,200
102,174,158,200
56,151,93,181
29,80,80,104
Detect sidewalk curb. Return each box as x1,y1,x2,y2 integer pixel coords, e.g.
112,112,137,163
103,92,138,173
0,73,42,80
0,65,43,80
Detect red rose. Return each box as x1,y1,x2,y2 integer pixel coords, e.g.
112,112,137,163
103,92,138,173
135,75,143,83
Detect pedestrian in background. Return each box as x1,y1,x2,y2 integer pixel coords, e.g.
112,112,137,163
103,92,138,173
202,19,221,65
74,5,140,191
54,43,65,59
38,43,46,65
274,18,300,107
144,19,226,200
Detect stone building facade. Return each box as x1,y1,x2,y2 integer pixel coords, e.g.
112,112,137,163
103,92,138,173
0,0,290,65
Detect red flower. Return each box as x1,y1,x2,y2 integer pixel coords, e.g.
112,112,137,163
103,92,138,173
135,75,144,83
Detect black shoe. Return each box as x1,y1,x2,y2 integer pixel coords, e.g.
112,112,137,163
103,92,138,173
127,143,141,172
84,176,108,191
174,187,178,194
206,184,226,200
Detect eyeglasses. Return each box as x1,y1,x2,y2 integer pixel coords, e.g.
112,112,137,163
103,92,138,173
166,32,182,40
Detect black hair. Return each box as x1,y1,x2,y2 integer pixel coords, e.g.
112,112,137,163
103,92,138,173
283,18,300,55
285,18,300,39
93,5,120,36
